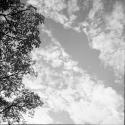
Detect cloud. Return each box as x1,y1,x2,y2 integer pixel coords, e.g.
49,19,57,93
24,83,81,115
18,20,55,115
22,25,124,124
88,0,104,20
23,107,53,124
83,0,125,81
105,1,125,32
27,0,125,80
27,0,67,23
68,99,123,124
27,0,67,21
65,84,124,124
27,0,79,29
67,0,79,16
22,1,124,124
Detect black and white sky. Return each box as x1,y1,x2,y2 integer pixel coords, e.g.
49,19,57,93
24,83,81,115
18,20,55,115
22,0,124,124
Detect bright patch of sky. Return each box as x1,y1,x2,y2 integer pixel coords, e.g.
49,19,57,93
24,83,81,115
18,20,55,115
23,0,124,124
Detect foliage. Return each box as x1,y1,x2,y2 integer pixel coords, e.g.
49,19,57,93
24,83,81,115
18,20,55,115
0,0,45,124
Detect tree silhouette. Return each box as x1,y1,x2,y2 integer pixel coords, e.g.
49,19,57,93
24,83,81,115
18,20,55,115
0,0,45,124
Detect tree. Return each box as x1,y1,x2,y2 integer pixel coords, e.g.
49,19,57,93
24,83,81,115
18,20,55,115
0,0,45,124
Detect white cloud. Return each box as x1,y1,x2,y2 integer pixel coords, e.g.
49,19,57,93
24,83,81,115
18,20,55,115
66,0,79,25
68,99,123,125
83,0,125,80
24,107,53,124
67,0,79,16
67,84,124,124
22,1,124,124
27,0,68,24
105,1,125,32
27,0,79,30
23,25,124,124
88,0,103,20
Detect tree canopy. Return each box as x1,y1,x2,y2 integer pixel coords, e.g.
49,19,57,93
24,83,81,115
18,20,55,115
0,0,45,124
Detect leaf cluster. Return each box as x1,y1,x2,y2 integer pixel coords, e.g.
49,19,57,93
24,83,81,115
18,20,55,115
0,0,45,124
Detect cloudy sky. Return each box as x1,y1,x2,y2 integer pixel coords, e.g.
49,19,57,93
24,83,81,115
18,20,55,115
23,0,124,124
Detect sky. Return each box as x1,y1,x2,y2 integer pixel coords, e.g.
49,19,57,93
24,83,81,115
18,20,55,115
22,0,124,124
